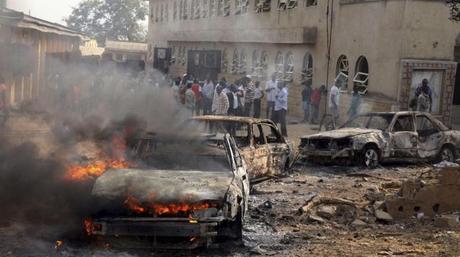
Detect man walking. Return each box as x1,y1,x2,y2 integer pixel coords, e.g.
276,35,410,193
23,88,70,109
212,85,230,116
253,81,264,118
244,82,255,117
265,73,277,120
347,86,362,120
202,79,214,115
310,86,322,124
301,82,312,123
274,82,288,137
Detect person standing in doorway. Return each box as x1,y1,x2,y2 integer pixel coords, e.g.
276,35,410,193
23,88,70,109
329,82,341,123
347,86,362,120
415,78,433,112
417,86,431,112
274,82,288,137
301,82,312,123
253,81,264,118
265,73,277,120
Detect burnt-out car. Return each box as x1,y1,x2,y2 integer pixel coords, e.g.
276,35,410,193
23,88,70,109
299,112,460,168
192,116,295,183
86,133,250,249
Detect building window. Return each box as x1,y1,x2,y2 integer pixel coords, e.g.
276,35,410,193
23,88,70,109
278,0,297,10
231,49,240,74
251,50,259,75
275,51,284,80
284,52,294,82
165,3,169,21
235,0,249,15
150,3,154,22
209,0,217,16
335,55,349,89
202,0,208,18
155,5,159,22
173,1,178,20
239,49,247,74
255,0,271,12
182,0,189,20
219,0,230,16
194,0,201,19
305,0,317,7
353,56,369,94
301,52,313,85
160,4,164,22
222,48,229,73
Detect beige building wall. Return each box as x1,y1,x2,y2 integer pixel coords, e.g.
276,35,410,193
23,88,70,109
147,0,460,124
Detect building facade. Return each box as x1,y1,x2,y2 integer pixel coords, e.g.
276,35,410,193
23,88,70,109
0,7,83,108
147,0,460,124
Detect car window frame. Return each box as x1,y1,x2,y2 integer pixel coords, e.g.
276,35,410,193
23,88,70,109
390,114,416,133
416,114,440,137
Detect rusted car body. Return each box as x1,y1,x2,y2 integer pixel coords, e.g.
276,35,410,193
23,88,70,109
299,112,460,168
192,116,295,182
87,133,250,249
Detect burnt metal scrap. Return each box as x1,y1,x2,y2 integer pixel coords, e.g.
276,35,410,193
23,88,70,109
299,111,460,168
86,133,250,249
192,115,295,183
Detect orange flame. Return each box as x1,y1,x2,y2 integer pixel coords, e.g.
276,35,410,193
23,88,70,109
65,160,131,181
55,240,63,250
84,218,93,236
123,195,216,217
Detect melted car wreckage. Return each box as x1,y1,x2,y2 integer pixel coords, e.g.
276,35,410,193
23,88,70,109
299,112,460,168
86,133,250,249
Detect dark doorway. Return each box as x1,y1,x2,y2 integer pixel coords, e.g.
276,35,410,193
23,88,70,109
454,43,460,105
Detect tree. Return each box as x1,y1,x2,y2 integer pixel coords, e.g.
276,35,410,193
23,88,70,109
65,0,148,43
447,0,460,21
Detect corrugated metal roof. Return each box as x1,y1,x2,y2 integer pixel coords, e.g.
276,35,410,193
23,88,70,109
105,40,147,53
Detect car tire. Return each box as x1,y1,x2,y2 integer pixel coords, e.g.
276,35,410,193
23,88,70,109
361,146,380,169
438,145,456,163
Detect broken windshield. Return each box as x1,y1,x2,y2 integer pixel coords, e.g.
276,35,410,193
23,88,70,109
342,113,394,131
133,136,232,172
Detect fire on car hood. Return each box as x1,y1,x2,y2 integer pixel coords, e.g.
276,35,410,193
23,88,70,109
302,128,382,140
91,168,234,203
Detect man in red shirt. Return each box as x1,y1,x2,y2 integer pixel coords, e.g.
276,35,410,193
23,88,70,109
0,75,8,127
310,86,322,124
191,79,202,115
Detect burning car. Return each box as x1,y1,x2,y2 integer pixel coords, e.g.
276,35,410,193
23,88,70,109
299,112,460,168
192,116,295,183
85,133,250,249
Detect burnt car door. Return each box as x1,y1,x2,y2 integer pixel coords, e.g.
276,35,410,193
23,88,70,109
416,114,443,159
246,123,271,181
389,114,418,158
260,122,290,175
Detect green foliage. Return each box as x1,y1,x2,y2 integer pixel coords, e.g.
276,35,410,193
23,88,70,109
65,0,148,44
447,0,460,21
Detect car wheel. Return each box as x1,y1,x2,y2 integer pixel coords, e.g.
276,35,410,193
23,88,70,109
439,145,456,163
361,146,380,168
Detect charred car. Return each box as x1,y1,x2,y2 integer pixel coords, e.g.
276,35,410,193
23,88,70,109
192,116,295,183
300,112,460,168
86,133,250,249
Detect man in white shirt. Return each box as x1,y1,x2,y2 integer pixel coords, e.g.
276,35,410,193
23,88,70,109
329,82,341,123
202,79,215,115
274,82,288,137
265,73,278,120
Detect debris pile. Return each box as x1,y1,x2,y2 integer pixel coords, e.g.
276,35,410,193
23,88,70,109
381,167,460,220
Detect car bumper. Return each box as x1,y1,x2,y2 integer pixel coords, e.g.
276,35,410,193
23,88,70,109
300,148,355,159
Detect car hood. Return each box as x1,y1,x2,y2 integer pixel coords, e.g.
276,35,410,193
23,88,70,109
302,128,382,140
92,168,234,203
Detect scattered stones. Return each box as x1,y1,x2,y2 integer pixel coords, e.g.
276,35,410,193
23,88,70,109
351,219,367,227
317,205,337,219
375,210,393,222
434,215,460,228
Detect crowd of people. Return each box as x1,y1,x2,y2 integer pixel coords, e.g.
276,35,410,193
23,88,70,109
172,73,289,136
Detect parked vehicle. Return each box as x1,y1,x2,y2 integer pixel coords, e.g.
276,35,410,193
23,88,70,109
192,116,295,183
86,133,250,249
299,112,460,168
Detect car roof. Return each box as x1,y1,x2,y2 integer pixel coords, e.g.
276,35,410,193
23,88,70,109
192,115,273,124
